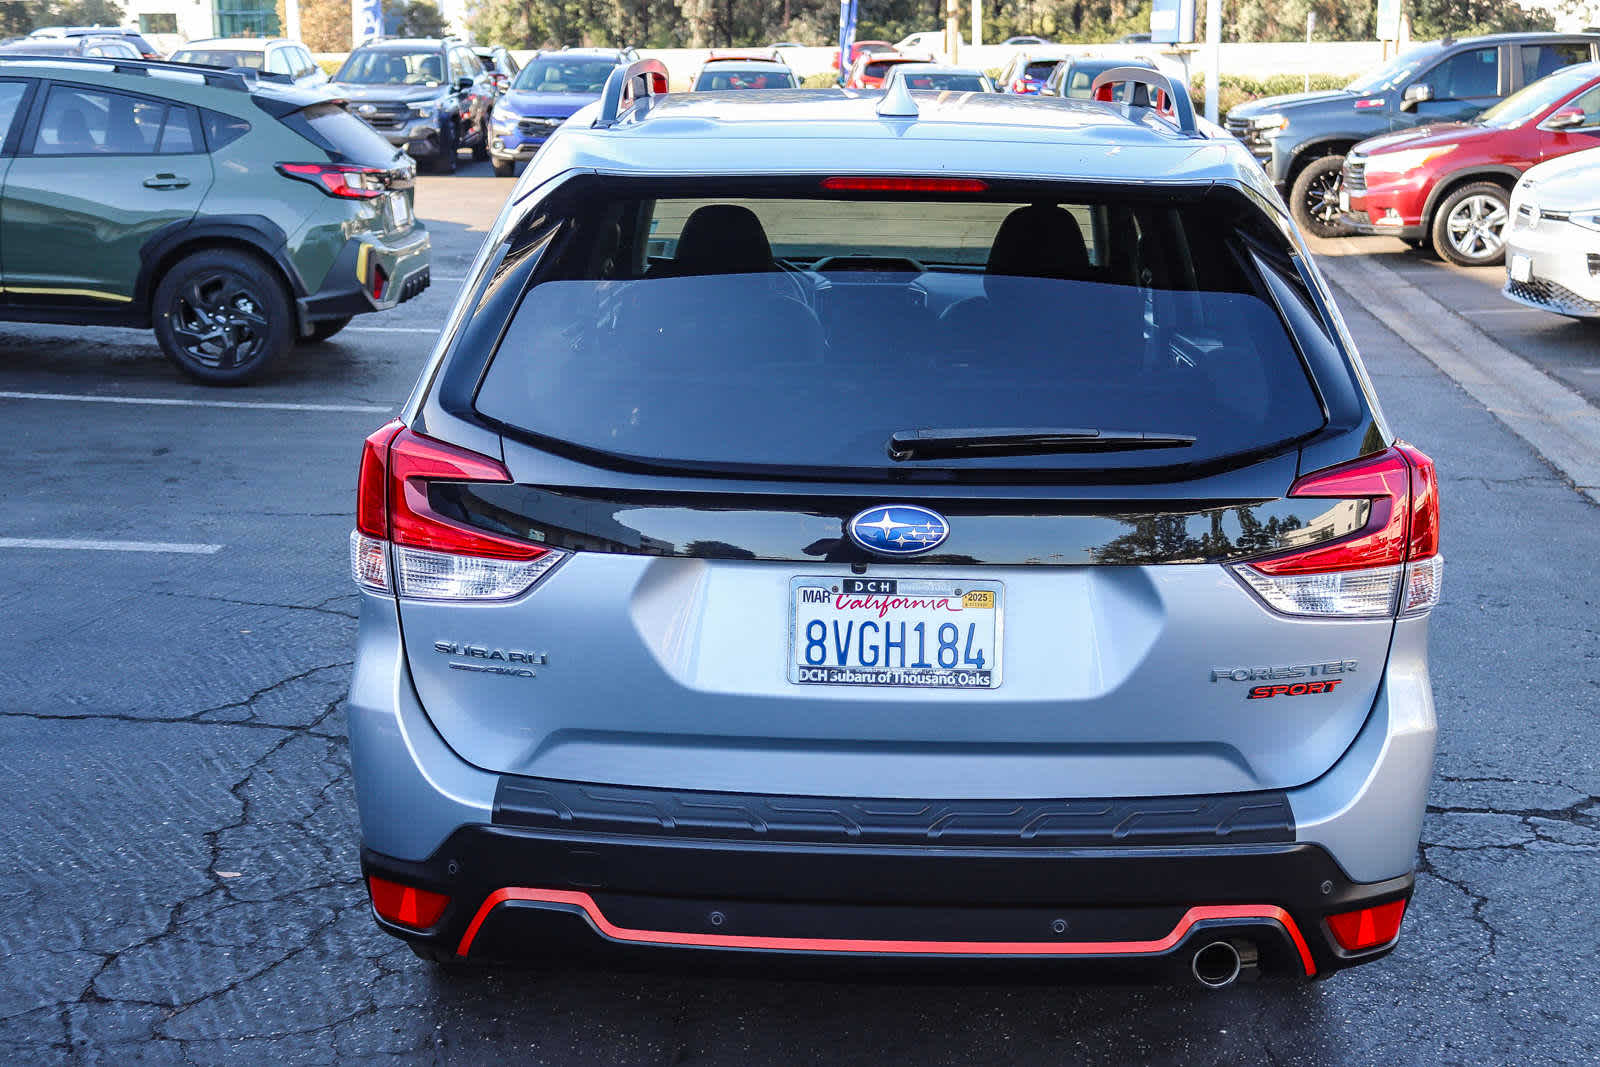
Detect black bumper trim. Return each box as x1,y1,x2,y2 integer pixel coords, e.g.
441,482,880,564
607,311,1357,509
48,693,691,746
361,824,1413,979
493,774,1294,848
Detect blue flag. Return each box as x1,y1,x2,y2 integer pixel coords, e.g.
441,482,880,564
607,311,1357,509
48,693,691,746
838,0,858,84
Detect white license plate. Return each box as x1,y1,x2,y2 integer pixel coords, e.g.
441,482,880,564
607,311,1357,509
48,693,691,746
1338,190,1350,212
1509,253,1532,283
789,577,1003,689
387,192,411,230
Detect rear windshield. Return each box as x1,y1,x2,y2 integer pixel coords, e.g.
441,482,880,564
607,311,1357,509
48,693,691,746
695,69,797,91
174,49,263,69
282,102,399,167
1025,61,1059,79
472,183,1328,475
900,73,988,91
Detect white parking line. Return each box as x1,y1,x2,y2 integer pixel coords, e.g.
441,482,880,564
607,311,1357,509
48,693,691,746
345,326,440,334
1459,307,1548,317
0,391,390,414
0,537,222,554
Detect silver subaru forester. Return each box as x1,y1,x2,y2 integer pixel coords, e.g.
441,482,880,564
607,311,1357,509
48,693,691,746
348,64,1442,986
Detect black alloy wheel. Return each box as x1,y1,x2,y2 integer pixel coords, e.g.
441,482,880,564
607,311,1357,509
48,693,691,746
1290,156,1352,239
153,250,292,385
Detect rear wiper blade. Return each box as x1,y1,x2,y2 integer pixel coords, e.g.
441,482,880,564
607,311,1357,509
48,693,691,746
887,426,1196,461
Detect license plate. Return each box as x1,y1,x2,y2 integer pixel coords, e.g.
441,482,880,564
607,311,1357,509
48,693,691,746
1509,253,1532,283
1338,190,1350,212
387,192,411,230
789,577,1003,689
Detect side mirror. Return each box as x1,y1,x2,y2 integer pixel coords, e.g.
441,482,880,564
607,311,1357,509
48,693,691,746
1400,82,1433,112
457,77,474,92
1543,106,1587,130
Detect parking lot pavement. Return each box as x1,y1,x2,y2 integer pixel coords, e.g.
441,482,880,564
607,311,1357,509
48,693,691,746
1309,233,1600,409
2,170,1598,1064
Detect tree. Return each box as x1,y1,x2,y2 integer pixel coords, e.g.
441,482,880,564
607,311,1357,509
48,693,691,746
276,0,351,50
390,0,447,37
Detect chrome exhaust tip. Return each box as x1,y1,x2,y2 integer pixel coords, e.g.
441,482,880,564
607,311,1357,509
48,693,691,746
1192,940,1244,988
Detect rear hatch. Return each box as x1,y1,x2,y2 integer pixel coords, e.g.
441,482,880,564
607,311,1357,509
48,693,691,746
394,176,1399,800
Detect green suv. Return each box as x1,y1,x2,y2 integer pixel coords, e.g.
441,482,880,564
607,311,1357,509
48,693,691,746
0,55,431,383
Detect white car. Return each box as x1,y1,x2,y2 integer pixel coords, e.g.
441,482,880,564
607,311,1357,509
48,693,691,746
894,31,964,56
170,38,328,89
1503,144,1600,319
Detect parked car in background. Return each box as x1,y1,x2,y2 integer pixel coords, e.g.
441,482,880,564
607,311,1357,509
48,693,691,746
0,35,140,59
1003,36,1051,46
332,37,495,173
833,39,894,73
1042,56,1158,98
487,48,636,177
895,30,961,55
472,45,520,93
0,54,429,383
1225,31,1600,238
1342,62,1600,266
997,50,1069,94
708,47,787,64
693,59,798,92
845,52,932,89
28,25,160,58
350,63,1442,985
1503,145,1600,318
882,63,995,93
170,38,328,89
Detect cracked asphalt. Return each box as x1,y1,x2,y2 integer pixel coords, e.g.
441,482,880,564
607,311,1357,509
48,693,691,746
2,163,1598,1064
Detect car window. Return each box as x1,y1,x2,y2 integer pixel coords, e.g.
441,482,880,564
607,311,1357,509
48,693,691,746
280,101,399,168
695,70,795,90
266,47,293,75
900,73,987,92
201,108,251,150
1521,43,1592,85
174,49,263,69
34,85,166,155
1478,65,1597,127
473,184,1326,475
1564,83,1600,126
1024,61,1058,80
158,105,199,153
338,48,446,86
0,81,29,146
511,57,617,93
1425,47,1499,100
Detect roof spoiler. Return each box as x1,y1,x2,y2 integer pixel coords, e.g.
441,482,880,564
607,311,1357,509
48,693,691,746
595,58,668,129
1089,66,1199,137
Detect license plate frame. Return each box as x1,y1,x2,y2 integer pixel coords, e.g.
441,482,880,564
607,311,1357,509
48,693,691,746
387,192,411,230
787,576,1004,689
1509,253,1532,283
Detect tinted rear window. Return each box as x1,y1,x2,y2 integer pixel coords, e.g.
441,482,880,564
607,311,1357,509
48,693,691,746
471,183,1328,475
281,102,398,167
174,49,263,69
1025,61,1058,79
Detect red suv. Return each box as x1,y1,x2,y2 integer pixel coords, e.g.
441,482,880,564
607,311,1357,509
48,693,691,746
1342,61,1600,265
845,53,932,89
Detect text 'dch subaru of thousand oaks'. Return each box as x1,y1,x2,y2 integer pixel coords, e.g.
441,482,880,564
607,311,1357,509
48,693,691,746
348,66,1442,986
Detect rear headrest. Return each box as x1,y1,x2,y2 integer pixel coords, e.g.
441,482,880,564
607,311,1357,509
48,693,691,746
673,204,774,275
986,204,1091,283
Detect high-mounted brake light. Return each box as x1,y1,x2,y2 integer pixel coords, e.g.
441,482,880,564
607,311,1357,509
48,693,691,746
278,162,387,200
351,420,567,600
1232,444,1442,619
821,177,988,193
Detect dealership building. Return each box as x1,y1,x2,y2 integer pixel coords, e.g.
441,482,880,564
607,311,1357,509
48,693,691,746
115,0,474,45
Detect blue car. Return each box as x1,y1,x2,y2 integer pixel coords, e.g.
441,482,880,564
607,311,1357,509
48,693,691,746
488,47,637,176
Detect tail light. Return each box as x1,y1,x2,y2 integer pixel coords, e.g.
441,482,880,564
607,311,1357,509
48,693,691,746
350,420,567,600
1326,898,1406,952
1231,444,1442,619
278,162,388,200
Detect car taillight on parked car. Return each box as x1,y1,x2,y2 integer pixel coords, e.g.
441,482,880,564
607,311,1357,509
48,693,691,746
1231,444,1441,618
350,420,567,600
277,162,389,200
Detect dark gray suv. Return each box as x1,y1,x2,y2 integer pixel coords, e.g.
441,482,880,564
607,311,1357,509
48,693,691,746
349,65,1442,986
1227,32,1600,236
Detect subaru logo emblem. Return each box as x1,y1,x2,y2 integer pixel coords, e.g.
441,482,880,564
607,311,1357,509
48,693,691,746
358,103,376,116
847,505,950,556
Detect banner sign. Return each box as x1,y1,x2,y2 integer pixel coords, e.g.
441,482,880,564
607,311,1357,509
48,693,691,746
838,0,858,83
1375,0,1402,43
352,0,383,45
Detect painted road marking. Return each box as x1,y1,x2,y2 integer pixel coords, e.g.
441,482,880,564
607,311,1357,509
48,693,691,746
0,391,390,414
345,326,440,334
0,538,222,554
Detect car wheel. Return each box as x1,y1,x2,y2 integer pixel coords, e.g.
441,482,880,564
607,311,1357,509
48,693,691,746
471,128,489,161
1290,156,1351,238
299,315,353,344
432,127,457,174
1431,182,1511,267
491,157,515,178
153,249,291,385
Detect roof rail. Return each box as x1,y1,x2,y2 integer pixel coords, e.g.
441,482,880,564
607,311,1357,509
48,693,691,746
595,58,668,129
0,53,272,92
1089,66,1198,137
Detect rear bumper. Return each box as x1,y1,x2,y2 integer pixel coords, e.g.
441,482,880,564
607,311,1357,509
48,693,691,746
362,828,1410,980
297,228,431,327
